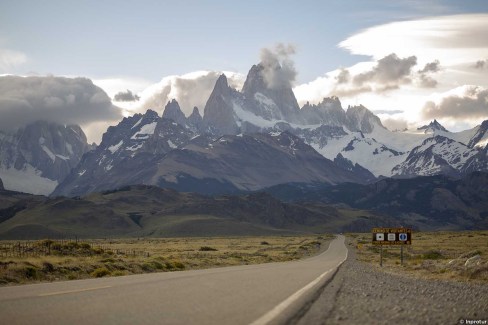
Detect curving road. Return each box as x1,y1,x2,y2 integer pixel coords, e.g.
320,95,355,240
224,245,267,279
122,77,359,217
0,235,347,325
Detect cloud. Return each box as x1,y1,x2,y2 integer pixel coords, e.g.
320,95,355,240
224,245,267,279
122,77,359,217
382,118,409,132
419,60,440,74
0,48,27,72
422,85,488,120
0,75,122,133
373,110,404,115
113,89,140,102
335,68,350,84
339,14,488,66
353,53,417,87
418,74,438,88
140,71,244,116
474,59,487,69
416,60,440,88
324,53,419,97
259,43,297,89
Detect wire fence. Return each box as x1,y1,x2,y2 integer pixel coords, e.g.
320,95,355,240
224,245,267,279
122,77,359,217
0,239,149,258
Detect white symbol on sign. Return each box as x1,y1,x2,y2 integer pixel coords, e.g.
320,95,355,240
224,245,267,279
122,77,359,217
399,233,408,241
388,233,396,241
376,233,384,241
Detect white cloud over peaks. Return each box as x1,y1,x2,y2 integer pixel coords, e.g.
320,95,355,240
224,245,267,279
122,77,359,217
139,71,244,116
0,48,27,72
294,54,425,105
0,76,122,142
339,14,488,66
422,85,488,122
260,43,297,89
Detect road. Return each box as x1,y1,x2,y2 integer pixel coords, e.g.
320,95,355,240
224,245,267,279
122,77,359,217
0,235,347,325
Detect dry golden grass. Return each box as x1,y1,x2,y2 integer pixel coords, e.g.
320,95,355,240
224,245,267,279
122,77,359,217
0,234,333,285
348,231,488,283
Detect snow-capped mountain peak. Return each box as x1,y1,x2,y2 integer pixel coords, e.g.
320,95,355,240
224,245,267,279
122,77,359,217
417,119,449,134
162,99,187,127
345,105,385,133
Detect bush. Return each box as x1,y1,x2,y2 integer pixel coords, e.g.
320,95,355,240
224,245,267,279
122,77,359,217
80,243,91,249
112,270,127,277
91,267,111,278
260,241,270,245
422,250,444,260
42,262,55,272
173,261,185,270
199,246,218,251
24,266,38,279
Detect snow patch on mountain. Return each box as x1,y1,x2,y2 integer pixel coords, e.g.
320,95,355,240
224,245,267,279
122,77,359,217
108,140,124,153
41,145,56,162
0,165,58,195
131,122,157,140
131,117,143,129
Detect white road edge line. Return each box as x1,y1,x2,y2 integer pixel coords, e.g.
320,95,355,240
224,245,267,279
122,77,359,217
249,240,348,325
38,285,112,297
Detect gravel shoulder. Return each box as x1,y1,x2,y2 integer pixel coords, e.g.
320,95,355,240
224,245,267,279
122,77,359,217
296,246,488,325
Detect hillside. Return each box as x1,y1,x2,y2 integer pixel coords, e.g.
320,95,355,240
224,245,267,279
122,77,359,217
265,172,488,230
0,185,392,239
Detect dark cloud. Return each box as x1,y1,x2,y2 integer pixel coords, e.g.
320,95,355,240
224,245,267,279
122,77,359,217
335,68,350,84
419,60,440,73
260,43,297,89
422,86,488,120
474,59,487,69
353,53,417,86
0,76,122,131
418,74,438,88
113,89,140,102
417,60,440,88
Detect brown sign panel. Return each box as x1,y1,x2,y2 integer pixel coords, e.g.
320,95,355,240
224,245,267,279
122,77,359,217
372,227,412,245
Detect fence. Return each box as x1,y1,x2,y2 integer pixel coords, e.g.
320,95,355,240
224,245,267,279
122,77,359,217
0,239,149,258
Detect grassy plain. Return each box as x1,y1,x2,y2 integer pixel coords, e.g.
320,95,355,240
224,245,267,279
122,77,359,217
0,234,332,285
349,231,488,283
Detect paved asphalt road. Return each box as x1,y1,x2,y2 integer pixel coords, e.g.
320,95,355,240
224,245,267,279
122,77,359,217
0,235,347,325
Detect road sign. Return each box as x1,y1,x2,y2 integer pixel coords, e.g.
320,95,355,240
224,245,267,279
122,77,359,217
372,228,412,245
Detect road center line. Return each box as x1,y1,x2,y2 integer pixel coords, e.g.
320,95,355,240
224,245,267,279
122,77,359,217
38,285,112,297
250,239,348,325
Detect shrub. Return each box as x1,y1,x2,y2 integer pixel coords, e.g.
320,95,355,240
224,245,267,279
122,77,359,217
91,267,111,278
42,262,55,272
422,250,444,260
151,261,164,270
112,270,127,277
199,246,218,251
260,241,270,245
24,266,38,279
173,261,185,270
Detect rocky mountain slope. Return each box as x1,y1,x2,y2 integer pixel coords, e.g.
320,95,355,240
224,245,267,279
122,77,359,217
0,121,92,195
53,105,363,197
265,172,488,230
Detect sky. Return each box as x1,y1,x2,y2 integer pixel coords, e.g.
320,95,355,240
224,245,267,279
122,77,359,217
1,0,487,143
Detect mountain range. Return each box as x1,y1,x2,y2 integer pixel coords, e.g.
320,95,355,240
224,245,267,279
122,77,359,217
1,61,487,199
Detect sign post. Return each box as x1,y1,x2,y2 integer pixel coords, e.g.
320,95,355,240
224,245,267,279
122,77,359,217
372,227,412,266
